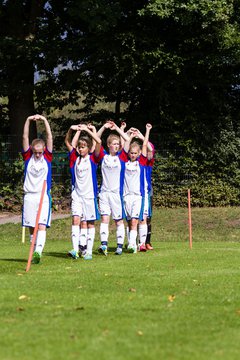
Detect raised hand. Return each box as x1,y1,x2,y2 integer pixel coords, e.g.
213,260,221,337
146,123,152,130
70,125,81,131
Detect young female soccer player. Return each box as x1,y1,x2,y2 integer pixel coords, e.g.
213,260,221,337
22,114,53,264
122,123,152,253
65,123,102,260
96,120,130,255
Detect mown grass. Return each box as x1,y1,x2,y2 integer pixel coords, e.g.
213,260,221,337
0,207,240,360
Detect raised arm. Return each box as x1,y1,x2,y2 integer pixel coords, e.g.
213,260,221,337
71,130,81,149
123,129,138,153
120,121,127,148
22,115,35,151
35,115,53,153
96,121,113,139
109,121,130,143
142,123,152,157
79,124,102,157
130,127,153,153
65,125,81,152
87,123,97,153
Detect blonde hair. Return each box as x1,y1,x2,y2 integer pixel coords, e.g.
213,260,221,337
107,134,120,146
130,141,141,151
31,139,45,147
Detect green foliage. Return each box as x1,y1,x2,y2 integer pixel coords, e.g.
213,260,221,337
0,154,24,212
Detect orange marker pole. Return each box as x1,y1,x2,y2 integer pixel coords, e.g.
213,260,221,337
188,189,192,249
26,180,47,272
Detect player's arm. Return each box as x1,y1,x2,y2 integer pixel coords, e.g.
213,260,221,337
142,124,152,157
96,121,113,138
22,115,36,151
131,127,153,153
110,121,130,144
65,125,81,152
120,121,127,148
123,129,138,153
79,124,102,157
87,123,97,153
71,129,81,149
35,114,53,153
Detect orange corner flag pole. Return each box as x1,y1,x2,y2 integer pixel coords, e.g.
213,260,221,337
26,180,47,272
188,189,192,249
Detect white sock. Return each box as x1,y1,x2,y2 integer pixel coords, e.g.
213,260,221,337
116,224,125,246
139,224,148,246
87,228,95,255
29,234,33,243
100,223,109,244
71,225,80,252
129,230,137,248
79,228,87,248
35,230,46,255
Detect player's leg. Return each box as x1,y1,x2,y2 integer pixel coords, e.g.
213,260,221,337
83,221,95,260
115,219,125,255
99,192,111,255
110,193,125,255
127,218,138,253
146,195,153,250
138,217,148,252
79,221,87,256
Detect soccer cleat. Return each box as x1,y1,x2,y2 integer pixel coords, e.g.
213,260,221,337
67,249,79,259
127,245,137,254
139,244,147,252
115,248,123,255
79,249,87,258
98,245,108,256
146,243,154,250
32,251,41,264
83,253,92,260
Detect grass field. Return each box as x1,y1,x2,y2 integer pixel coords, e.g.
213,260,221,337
0,207,240,360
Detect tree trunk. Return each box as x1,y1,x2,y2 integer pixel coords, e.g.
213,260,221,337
8,86,37,155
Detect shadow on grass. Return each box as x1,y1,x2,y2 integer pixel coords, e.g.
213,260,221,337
0,258,27,263
44,251,68,259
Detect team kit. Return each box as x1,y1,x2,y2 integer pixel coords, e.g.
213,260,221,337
22,115,155,264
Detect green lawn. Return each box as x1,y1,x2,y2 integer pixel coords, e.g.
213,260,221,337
0,207,240,360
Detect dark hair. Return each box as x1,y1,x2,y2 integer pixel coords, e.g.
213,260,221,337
78,136,93,150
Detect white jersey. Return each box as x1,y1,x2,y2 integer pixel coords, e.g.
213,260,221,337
22,147,52,194
69,148,99,199
123,154,147,197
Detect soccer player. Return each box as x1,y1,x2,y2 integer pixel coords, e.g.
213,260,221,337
128,128,155,251
145,143,155,250
65,123,102,260
71,123,97,253
22,114,53,264
96,120,130,255
122,123,152,253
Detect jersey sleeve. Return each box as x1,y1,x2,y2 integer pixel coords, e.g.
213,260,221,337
44,147,53,162
69,148,78,168
139,154,148,166
22,148,32,161
119,149,129,162
91,145,105,164
147,157,155,167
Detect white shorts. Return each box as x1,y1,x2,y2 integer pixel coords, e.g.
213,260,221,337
123,194,144,221
98,191,124,220
71,190,99,221
22,192,52,228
